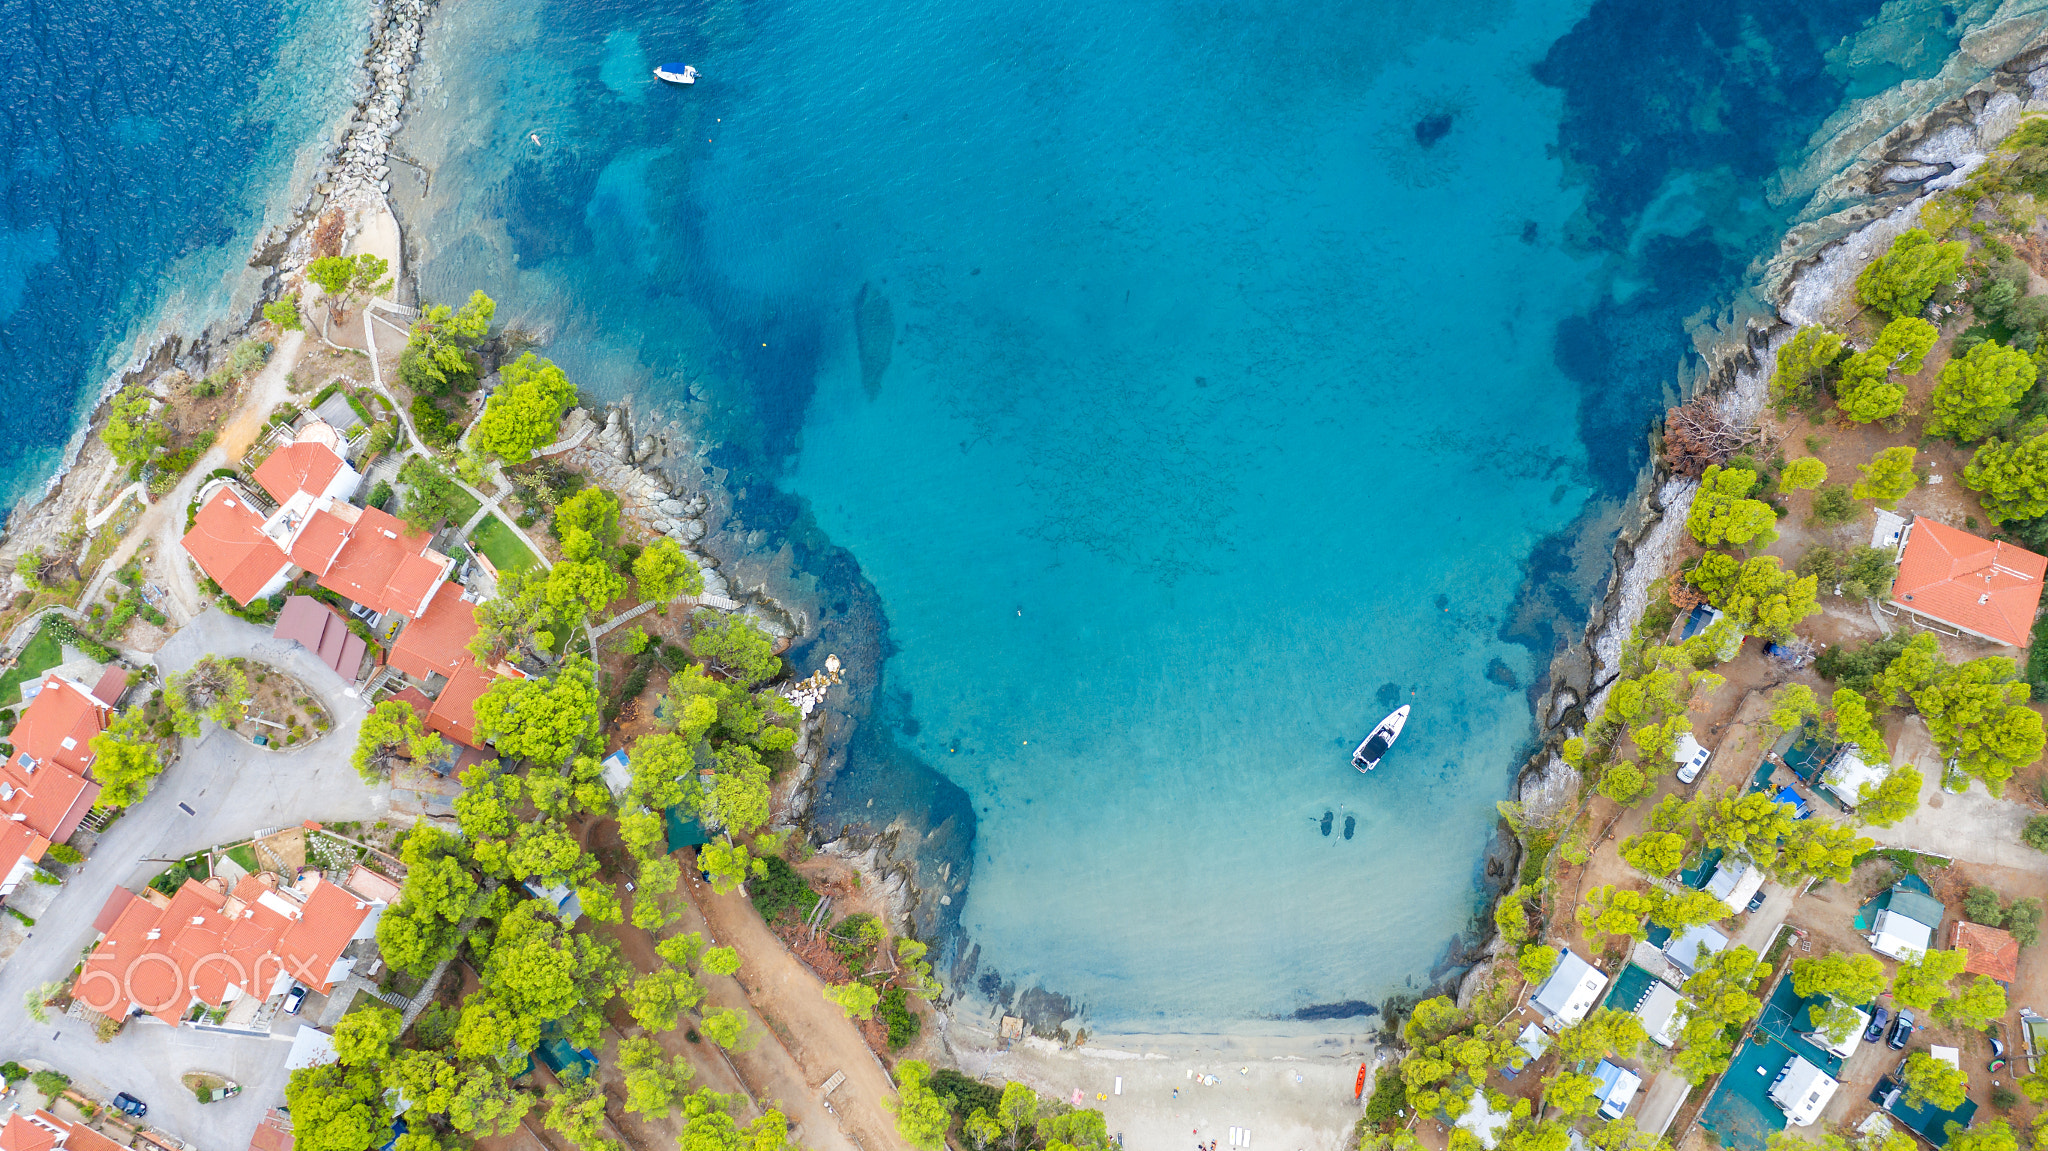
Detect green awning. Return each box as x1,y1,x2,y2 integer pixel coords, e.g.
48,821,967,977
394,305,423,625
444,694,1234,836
666,807,709,851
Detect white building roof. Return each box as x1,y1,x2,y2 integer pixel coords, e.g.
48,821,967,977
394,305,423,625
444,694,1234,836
1822,752,1890,809
1531,948,1609,1029
1635,980,1690,1047
285,1026,338,1070
1673,733,1706,765
1769,1056,1839,1127
1805,1006,1869,1060
1869,909,1935,960
1664,925,1730,975
1931,1046,1960,1069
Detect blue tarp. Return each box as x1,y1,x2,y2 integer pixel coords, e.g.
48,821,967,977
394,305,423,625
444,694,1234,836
1774,786,1812,819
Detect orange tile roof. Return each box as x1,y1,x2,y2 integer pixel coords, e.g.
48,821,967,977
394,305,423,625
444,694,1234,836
288,505,355,576
72,875,370,1025
1953,920,2020,983
385,552,451,619
313,507,437,616
253,441,346,505
14,674,112,775
0,1114,63,1151
1892,518,2047,647
57,1122,127,1151
388,584,482,681
248,1111,294,1151
181,488,292,606
0,822,50,892
428,661,499,749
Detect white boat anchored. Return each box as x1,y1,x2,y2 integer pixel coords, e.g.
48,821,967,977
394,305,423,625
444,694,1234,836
654,63,699,84
1352,705,1409,772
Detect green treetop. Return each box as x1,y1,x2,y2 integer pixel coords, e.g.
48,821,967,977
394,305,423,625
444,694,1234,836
1836,317,1939,422
397,456,469,534
1852,446,1919,507
1964,428,2048,522
101,385,164,465
87,710,165,810
1689,553,1819,642
1928,340,2037,441
1892,948,1968,1009
1779,457,1827,493
1771,326,1846,408
634,535,706,602
1686,466,1778,548
404,290,495,393
1764,683,1820,735
1619,831,1685,876
1830,689,1890,764
476,352,577,463
284,1062,393,1151
1933,975,2009,1030
306,253,392,323
470,656,602,767
1576,885,1655,948
1913,658,2044,795
351,699,452,784
1854,766,1923,827
1902,1050,1969,1111
692,610,783,686
1856,229,1966,318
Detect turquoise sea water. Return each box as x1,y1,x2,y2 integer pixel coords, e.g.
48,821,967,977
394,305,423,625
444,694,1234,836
385,0,1969,1030
0,0,366,511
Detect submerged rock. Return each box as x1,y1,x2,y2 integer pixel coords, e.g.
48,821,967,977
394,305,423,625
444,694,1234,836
853,282,894,400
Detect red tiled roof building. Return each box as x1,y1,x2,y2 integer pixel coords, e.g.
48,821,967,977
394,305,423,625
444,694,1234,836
0,674,116,895
1890,517,2047,648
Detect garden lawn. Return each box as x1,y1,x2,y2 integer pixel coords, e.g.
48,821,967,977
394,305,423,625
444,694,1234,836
0,623,65,707
469,514,539,573
444,486,482,529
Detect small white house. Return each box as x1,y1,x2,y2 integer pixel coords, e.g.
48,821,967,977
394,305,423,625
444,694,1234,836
1531,948,1609,1030
1768,1056,1839,1127
1868,888,1946,960
1801,1005,1869,1060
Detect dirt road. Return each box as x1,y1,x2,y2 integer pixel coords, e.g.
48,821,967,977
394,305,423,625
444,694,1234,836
687,872,912,1151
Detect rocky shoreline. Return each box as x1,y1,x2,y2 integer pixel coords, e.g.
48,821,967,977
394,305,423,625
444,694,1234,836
1472,38,2048,1006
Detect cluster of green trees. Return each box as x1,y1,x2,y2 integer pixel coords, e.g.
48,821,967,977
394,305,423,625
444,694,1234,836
477,352,578,463
307,253,393,325
1963,884,2044,947
905,1069,1115,1151
1563,623,1734,803
396,290,493,448
468,489,703,662
1815,631,2044,795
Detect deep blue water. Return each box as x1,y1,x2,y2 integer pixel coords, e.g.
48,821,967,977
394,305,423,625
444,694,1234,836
0,0,364,511
384,0,1994,1031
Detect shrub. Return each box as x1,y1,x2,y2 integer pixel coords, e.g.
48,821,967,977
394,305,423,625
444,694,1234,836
881,985,921,1049
45,844,82,865
2024,815,2048,853
366,480,394,511
264,296,302,331
30,1070,68,1102
748,854,819,924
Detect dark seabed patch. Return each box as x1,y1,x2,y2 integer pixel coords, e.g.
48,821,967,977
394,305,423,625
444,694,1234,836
853,281,895,400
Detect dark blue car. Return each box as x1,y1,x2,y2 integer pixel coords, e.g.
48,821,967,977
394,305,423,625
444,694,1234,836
1863,1006,1890,1043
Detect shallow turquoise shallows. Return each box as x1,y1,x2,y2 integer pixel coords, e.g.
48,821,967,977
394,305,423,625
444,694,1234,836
385,0,1922,1029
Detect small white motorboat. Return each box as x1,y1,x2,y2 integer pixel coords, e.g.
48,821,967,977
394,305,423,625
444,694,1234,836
1352,705,1409,772
654,63,698,85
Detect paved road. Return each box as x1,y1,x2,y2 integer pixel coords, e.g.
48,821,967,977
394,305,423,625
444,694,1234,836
1867,717,2036,869
0,609,389,1151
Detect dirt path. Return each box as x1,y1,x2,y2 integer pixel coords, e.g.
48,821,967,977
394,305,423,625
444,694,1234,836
78,327,311,623
686,872,912,1151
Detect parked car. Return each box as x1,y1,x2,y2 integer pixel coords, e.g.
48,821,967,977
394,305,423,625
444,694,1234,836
283,986,307,1015
1746,888,1768,913
1888,1010,1915,1049
112,1093,146,1118
1863,1006,1891,1044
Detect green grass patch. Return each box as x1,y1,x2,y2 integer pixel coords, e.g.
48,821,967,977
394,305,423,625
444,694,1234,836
442,485,482,529
225,845,260,874
1855,847,1947,875
468,514,539,573
0,624,66,706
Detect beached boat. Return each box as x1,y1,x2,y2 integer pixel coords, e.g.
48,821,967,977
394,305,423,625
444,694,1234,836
1352,705,1409,772
654,64,699,84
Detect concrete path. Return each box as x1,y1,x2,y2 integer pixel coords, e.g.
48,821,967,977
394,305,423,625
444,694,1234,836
1867,717,2036,869
0,610,388,1151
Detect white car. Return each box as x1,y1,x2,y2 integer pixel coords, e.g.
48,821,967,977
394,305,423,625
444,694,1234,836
1675,735,1712,784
